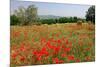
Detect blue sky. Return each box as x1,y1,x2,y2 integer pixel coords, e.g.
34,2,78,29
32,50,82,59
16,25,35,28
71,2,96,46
11,0,91,18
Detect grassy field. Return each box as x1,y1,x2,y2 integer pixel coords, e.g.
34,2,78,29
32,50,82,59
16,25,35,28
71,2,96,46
10,23,95,66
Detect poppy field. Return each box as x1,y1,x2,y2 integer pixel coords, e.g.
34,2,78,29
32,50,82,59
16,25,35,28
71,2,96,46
10,23,95,66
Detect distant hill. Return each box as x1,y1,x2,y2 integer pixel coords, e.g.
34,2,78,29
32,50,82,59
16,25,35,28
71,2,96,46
38,15,61,19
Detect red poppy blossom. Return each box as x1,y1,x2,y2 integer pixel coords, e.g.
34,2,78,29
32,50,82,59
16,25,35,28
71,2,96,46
37,56,42,61
65,39,69,45
67,55,75,61
61,53,67,57
52,58,59,63
20,45,25,51
76,59,81,62
54,46,60,52
11,53,18,59
53,58,64,64
20,56,25,61
64,47,71,52
85,56,91,61
57,39,62,44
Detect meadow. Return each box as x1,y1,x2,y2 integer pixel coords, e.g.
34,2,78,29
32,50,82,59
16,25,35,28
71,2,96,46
10,23,95,66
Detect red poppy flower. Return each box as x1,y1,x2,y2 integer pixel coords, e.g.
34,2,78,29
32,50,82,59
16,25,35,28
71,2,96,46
61,53,66,57
20,45,25,51
52,58,59,63
54,46,60,52
64,47,71,52
53,58,64,64
11,53,18,59
41,47,49,56
67,55,75,61
41,38,46,43
76,59,80,62
62,45,66,49
65,39,69,45
20,56,25,61
32,50,38,55
57,39,62,44
37,56,42,61
13,31,20,37
85,56,91,61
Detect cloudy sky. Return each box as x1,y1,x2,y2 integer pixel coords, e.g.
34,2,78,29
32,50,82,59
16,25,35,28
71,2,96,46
11,0,91,18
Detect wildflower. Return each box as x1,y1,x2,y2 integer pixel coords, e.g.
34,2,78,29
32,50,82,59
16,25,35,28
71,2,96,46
11,53,18,59
67,55,75,61
76,59,80,62
52,58,59,63
61,53,66,57
54,46,60,52
37,56,42,61
53,58,64,64
57,39,62,44
20,56,25,61
62,45,66,49
32,50,39,55
85,48,90,51
65,39,69,45
85,56,91,61
41,38,46,43
41,47,49,56
13,31,20,37
20,45,25,51
46,41,56,49
64,47,71,52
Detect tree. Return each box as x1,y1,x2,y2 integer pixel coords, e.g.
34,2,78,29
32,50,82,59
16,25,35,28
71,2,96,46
85,6,95,24
10,15,20,25
73,16,78,22
14,6,26,25
26,5,38,25
14,5,37,25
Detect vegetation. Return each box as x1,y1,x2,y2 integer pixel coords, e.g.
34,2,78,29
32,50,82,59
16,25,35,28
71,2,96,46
85,6,95,24
11,5,37,25
10,5,95,25
11,23,95,66
10,4,95,66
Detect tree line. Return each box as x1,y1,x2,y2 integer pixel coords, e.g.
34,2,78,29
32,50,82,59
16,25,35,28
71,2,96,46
10,5,95,25
38,17,85,25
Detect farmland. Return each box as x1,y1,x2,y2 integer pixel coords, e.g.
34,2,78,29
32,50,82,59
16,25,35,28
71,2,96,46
10,23,95,66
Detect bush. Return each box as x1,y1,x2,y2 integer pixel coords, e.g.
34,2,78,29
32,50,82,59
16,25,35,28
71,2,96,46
10,15,20,25
77,20,82,25
40,19,56,25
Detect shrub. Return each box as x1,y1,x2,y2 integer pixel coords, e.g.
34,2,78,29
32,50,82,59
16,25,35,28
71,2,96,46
77,20,82,26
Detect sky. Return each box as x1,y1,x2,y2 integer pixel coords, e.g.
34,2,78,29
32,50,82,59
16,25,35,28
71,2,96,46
11,0,92,18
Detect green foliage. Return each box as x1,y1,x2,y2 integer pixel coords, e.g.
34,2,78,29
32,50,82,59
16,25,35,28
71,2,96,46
58,17,78,23
85,6,95,24
14,6,26,25
39,16,79,24
10,15,20,25
26,5,37,24
10,4,88,25
40,19,57,25
11,5,38,25
59,17,68,23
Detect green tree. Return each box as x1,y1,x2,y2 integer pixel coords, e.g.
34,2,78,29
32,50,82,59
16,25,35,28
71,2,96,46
14,5,37,25
10,15,20,25
73,16,78,22
85,6,95,24
26,5,38,25
14,6,26,25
